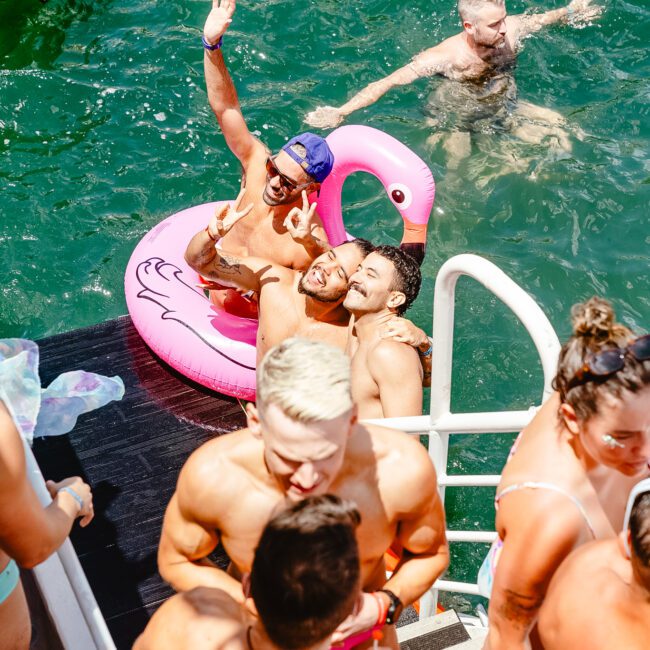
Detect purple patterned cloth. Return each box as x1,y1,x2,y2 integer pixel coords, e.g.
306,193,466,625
0,339,124,444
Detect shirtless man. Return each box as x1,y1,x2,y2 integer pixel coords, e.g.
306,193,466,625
158,339,449,648
345,246,428,419
185,192,375,358
137,495,361,650
538,479,650,650
201,0,334,314
306,0,601,166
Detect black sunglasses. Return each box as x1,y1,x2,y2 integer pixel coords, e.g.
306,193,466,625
265,156,312,193
567,334,650,390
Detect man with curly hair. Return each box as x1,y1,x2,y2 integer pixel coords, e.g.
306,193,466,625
344,246,428,418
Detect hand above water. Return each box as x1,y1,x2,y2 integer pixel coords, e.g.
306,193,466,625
204,0,236,45
379,316,429,349
567,0,602,25
305,105,345,129
207,187,254,240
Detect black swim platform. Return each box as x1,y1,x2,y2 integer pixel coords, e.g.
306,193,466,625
33,316,247,649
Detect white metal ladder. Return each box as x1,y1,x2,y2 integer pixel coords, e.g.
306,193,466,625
368,253,561,618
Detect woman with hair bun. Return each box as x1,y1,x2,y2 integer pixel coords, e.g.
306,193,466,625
480,297,650,650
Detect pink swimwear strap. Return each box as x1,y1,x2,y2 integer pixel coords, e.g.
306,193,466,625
495,481,597,538
331,624,384,650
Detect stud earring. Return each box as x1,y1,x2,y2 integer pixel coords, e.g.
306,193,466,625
602,434,625,449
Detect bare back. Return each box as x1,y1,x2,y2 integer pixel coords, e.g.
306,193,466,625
134,587,250,650
539,540,650,650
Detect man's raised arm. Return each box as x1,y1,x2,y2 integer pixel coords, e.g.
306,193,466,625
305,48,447,129
203,0,261,166
509,0,602,40
184,190,283,293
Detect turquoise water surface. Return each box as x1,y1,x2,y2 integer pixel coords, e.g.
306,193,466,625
1,0,648,610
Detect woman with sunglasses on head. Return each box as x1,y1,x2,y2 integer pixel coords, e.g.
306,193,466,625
538,477,650,650
479,296,650,650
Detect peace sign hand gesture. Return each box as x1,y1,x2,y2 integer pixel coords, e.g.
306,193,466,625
207,187,254,240
284,190,318,243
204,0,236,45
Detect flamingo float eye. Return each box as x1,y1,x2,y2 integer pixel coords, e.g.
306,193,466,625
387,183,413,210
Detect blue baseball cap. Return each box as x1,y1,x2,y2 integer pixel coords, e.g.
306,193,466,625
281,132,335,184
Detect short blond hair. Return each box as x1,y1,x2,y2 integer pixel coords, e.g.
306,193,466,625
256,338,353,422
458,0,505,22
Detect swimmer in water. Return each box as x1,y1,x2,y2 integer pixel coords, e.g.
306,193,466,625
306,0,601,169
136,495,363,650
200,0,335,317
186,195,432,370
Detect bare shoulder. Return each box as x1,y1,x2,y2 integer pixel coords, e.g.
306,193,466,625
497,487,587,558
369,339,420,369
137,588,245,650
364,423,436,485
177,430,260,516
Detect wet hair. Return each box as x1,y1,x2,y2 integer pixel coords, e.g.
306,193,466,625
373,244,422,315
630,492,650,567
552,297,650,422
251,495,361,649
458,0,505,23
257,338,353,422
348,237,375,258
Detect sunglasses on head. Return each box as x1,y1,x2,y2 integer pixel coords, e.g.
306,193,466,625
265,156,312,193
567,334,650,391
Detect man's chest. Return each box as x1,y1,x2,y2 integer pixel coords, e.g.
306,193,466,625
223,212,309,269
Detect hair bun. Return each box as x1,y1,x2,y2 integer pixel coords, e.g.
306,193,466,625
570,297,617,339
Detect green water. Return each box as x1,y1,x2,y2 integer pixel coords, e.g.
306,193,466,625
1,0,648,612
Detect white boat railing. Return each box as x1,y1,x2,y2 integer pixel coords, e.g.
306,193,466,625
367,253,561,618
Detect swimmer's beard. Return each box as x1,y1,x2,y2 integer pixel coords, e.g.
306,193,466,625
297,273,345,303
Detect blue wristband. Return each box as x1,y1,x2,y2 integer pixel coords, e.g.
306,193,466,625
60,486,84,511
419,341,433,358
202,35,223,51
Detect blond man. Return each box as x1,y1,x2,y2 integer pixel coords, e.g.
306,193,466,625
158,338,448,649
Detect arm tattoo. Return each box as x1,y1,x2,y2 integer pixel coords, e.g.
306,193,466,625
216,253,243,276
498,589,544,630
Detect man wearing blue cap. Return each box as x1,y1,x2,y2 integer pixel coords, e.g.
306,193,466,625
201,0,334,316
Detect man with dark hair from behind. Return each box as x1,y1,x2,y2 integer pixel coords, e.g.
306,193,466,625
538,478,650,650
344,246,429,418
135,495,362,650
